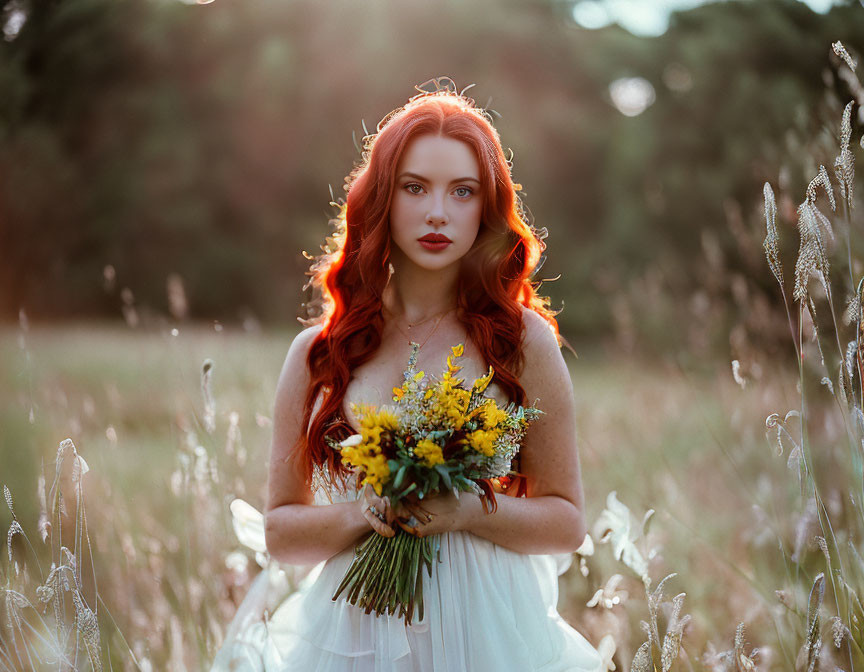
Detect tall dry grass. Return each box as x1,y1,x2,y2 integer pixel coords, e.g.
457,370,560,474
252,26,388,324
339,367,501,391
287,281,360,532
574,38,864,672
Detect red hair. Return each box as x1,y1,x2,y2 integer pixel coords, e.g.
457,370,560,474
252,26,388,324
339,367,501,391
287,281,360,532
296,81,561,496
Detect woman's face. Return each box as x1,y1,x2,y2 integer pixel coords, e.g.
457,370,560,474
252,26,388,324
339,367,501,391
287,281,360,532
389,133,483,272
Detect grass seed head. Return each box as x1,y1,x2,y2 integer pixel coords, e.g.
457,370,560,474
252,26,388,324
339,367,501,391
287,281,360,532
833,41,857,72
835,102,856,207
631,640,652,672
763,182,784,287
793,193,833,302
7,520,23,562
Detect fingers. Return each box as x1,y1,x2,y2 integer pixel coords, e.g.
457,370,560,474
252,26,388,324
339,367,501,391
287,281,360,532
409,500,434,517
404,501,434,524
363,508,396,537
363,503,395,537
383,496,397,526
395,516,423,538
361,485,395,537
391,499,410,520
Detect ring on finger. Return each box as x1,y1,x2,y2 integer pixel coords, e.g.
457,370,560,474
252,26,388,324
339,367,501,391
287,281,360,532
368,504,387,523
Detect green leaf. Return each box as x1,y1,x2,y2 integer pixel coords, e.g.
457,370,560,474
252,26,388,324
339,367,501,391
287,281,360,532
393,463,408,490
435,465,452,489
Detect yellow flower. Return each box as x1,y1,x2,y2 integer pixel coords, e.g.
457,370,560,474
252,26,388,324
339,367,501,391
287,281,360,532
361,425,383,445
376,408,400,431
414,439,445,467
426,385,471,430
479,402,508,430
451,344,464,357
359,407,399,434
342,441,391,495
465,428,501,457
359,453,390,495
472,366,495,393
392,387,404,401
445,355,463,377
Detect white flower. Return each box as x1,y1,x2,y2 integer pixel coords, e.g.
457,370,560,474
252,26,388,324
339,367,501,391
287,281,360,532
229,498,267,553
587,574,629,609
576,533,595,557
339,434,363,448
597,634,618,671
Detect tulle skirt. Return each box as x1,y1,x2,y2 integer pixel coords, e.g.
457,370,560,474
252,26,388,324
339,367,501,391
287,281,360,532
210,528,604,672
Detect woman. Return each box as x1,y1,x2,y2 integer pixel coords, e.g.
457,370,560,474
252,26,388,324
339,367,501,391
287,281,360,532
211,79,604,672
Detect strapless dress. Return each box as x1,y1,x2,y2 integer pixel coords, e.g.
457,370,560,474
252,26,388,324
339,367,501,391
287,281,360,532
210,470,604,672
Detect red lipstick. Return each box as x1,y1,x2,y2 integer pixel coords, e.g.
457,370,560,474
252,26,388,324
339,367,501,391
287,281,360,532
418,233,452,251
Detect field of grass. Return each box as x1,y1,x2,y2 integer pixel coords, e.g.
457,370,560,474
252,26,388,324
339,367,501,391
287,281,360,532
1,320,824,670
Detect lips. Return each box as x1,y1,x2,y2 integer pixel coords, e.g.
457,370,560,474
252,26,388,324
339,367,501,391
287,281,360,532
418,233,452,243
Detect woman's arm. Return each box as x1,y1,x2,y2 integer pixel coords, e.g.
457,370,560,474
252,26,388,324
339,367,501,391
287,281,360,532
459,490,587,555
464,309,589,553
263,325,393,566
401,308,590,555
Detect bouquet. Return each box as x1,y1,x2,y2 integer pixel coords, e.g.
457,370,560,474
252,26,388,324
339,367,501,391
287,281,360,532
326,342,543,625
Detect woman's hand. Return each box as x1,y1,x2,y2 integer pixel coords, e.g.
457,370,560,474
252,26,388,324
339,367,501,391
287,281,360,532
393,489,483,538
359,484,397,537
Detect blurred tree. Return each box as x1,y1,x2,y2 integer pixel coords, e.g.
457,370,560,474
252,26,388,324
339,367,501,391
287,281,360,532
0,0,861,353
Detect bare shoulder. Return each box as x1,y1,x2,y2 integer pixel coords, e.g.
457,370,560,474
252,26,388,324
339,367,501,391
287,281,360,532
267,323,325,510
274,323,325,420
515,308,581,503
520,306,561,357
276,323,323,381
288,323,325,362
518,307,570,402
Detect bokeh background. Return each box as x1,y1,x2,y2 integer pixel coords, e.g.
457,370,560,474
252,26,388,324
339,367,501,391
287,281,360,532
3,0,864,669
1,0,861,348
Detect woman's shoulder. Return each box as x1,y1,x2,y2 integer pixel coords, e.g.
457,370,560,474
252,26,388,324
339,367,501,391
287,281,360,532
277,324,325,390
518,305,560,353
517,307,572,406
296,322,325,344
286,323,324,358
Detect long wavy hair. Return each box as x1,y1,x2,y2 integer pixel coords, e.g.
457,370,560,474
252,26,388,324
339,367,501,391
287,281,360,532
295,79,562,497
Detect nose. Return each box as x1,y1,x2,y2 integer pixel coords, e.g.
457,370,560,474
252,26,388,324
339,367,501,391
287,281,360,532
425,198,449,227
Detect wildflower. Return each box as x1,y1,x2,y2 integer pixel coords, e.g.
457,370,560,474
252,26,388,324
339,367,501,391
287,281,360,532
465,429,500,457
414,439,445,467
478,402,508,430
472,366,495,393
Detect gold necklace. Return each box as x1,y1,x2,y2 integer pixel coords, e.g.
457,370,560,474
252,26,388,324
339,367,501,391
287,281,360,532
389,309,451,350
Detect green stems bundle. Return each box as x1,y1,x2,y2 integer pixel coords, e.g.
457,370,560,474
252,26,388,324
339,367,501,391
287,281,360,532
332,528,441,625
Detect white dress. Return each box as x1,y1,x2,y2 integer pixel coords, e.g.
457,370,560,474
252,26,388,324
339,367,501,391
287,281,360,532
210,469,604,672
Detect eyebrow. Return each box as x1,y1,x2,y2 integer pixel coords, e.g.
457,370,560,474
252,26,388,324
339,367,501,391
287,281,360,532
397,172,481,184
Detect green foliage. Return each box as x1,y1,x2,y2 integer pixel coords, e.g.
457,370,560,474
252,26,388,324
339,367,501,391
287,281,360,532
1,0,863,351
